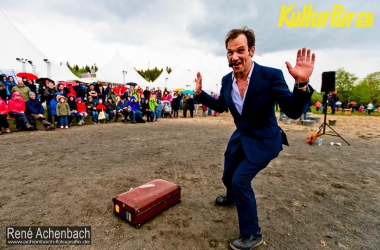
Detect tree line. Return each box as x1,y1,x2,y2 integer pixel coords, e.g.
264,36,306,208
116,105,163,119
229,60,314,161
135,66,172,82
311,68,380,107
65,62,172,82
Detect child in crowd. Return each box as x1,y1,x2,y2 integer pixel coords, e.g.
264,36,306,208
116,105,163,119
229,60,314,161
0,96,10,134
50,93,62,127
149,96,158,121
156,100,163,119
76,98,87,125
56,96,70,129
96,98,107,123
67,95,81,125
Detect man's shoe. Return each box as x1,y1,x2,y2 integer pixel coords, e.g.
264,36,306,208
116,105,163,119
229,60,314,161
215,194,235,206
230,234,263,250
5,128,10,133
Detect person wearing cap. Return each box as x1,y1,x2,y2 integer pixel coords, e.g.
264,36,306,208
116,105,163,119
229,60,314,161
56,96,70,129
8,92,36,131
26,92,55,131
11,80,31,101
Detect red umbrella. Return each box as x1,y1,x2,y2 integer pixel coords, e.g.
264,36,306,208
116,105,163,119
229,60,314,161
349,101,357,105
16,72,38,80
59,81,79,86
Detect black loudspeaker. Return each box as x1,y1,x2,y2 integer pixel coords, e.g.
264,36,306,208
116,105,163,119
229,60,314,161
321,71,336,92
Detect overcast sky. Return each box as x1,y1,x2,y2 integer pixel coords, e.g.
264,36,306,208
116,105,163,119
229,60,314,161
1,0,379,90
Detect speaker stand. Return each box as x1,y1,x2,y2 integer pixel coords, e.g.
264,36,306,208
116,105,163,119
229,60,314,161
319,100,350,145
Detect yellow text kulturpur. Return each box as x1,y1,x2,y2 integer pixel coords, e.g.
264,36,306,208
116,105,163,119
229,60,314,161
278,4,374,28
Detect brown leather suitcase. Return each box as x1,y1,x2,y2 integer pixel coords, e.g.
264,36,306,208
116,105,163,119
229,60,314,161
112,179,181,228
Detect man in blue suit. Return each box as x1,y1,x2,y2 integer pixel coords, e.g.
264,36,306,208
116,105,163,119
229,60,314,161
195,26,315,250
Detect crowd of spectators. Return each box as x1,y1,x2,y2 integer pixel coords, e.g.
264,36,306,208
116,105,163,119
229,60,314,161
0,75,219,135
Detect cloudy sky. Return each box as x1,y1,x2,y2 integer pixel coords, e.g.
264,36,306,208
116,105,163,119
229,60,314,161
1,0,379,90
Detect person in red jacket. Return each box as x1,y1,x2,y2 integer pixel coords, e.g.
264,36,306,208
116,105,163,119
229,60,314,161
0,96,10,134
8,92,36,131
96,98,107,123
76,98,87,125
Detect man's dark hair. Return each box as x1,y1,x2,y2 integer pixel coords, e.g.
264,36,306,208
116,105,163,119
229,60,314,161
225,26,255,50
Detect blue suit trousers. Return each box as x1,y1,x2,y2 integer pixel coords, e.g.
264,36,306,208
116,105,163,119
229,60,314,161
223,145,270,236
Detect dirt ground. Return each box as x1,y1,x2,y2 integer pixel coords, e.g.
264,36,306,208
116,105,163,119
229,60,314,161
0,112,379,250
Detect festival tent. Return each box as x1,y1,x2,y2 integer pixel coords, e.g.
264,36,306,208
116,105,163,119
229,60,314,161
211,64,231,94
192,62,221,94
165,63,194,91
152,70,170,90
95,52,152,87
52,64,82,82
0,10,59,78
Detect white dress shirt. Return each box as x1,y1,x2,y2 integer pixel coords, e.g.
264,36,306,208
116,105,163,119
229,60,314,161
231,62,254,114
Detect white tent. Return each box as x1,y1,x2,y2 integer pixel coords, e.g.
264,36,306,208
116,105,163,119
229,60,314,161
192,62,221,94
95,52,151,87
165,63,194,90
0,10,59,78
152,70,170,90
52,64,81,82
211,64,231,94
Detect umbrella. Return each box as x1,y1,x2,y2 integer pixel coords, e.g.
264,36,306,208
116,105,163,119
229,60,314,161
59,81,79,86
126,82,137,86
180,89,195,95
36,78,55,84
349,101,357,105
16,72,38,80
173,88,185,92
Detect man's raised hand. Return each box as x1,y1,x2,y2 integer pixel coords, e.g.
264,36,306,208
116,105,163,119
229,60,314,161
285,47,316,83
195,72,202,95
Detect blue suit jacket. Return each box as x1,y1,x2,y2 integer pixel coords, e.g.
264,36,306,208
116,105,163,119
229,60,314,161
196,62,314,163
